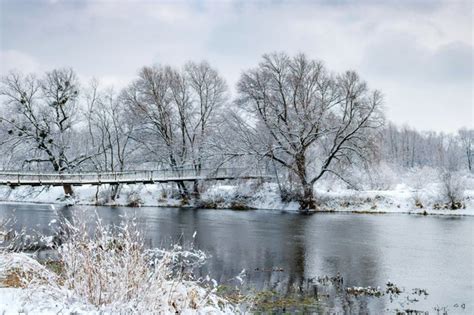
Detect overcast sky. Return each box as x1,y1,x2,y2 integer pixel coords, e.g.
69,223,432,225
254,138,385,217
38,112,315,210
0,0,472,132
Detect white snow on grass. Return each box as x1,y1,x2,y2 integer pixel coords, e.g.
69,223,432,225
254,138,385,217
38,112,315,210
0,180,472,216
0,252,232,314
0,212,234,314
316,185,474,216
248,183,300,211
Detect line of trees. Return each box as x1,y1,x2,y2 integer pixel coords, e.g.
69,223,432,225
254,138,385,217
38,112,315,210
380,124,473,172
0,53,472,210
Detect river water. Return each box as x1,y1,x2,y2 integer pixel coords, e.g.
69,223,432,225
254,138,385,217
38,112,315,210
0,203,472,314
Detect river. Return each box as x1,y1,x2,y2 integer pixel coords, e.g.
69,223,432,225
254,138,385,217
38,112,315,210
0,203,472,314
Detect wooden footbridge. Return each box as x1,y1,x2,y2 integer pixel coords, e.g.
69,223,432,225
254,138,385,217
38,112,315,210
0,168,271,187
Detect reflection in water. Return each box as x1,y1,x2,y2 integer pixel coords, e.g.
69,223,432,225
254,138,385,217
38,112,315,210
303,215,384,313
0,203,472,313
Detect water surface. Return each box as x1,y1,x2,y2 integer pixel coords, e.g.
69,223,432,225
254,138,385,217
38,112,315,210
0,203,472,313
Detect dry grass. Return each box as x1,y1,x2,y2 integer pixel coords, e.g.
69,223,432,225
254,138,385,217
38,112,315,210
1,269,24,288
0,211,233,313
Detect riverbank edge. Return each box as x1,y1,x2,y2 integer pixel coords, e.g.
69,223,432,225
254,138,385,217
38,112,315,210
0,199,472,217
1,183,473,216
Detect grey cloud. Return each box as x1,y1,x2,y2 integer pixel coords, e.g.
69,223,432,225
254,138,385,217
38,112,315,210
362,34,472,85
0,0,472,132
433,42,473,82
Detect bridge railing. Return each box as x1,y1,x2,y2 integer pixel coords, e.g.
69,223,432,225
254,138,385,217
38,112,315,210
0,167,270,185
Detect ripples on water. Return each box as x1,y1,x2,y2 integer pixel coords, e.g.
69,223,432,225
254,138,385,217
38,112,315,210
0,203,472,313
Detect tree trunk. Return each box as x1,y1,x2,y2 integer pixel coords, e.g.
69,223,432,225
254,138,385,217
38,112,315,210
110,184,120,201
53,163,74,197
468,150,472,172
176,181,189,202
63,184,74,196
95,186,100,204
295,152,315,211
192,180,201,199
299,181,315,211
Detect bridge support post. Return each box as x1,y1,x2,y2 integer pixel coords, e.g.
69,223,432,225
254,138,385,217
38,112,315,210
63,184,74,196
110,183,120,201
192,179,200,199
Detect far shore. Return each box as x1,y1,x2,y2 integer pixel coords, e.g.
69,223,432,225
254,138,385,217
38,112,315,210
1,182,472,217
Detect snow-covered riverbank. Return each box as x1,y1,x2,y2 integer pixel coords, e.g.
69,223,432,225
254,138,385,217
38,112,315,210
0,214,233,314
0,252,231,314
0,182,472,216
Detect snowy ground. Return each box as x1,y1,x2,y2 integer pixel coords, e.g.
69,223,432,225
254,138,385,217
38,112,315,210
0,180,472,216
0,228,233,314
0,255,230,314
315,185,474,216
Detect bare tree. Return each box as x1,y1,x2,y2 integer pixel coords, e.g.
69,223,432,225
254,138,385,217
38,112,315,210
123,62,228,199
84,80,137,200
0,69,96,195
236,53,384,210
183,61,228,194
378,124,470,173
439,171,465,209
122,65,190,198
458,128,473,172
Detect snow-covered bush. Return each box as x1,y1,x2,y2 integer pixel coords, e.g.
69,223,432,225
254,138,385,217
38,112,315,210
407,167,439,209
0,212,233,313
330,162,398,191
126,190,143,207
439,171,465,209
95,186,114,205
364,162,399,190
249,183,300,211
405,167,438,190
0,221,12,251
199,184,252,209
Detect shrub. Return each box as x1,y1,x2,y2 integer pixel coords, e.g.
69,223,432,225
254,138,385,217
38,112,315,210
126,191,143,207
439,171,465,210
95,187,113,205
279,186,303,203
0,212,233,313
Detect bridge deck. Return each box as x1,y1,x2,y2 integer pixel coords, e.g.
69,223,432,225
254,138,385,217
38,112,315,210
0,168,271,187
